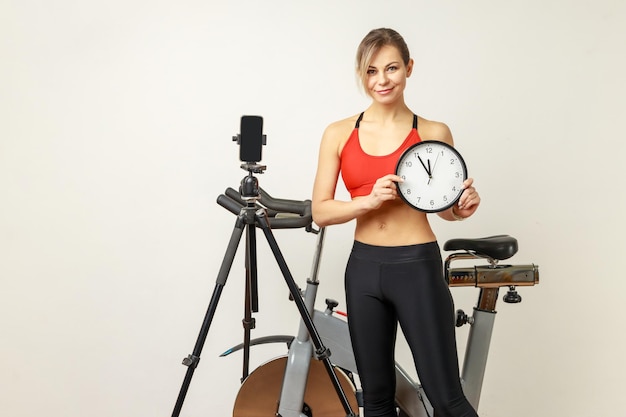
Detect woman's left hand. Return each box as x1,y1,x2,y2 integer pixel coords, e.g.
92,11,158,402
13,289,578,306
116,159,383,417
454,178,480,218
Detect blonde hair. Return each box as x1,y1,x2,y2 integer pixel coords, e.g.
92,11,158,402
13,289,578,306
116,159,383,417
355,28,411,92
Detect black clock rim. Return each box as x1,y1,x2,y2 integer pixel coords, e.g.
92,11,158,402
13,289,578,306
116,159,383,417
394,140,468,213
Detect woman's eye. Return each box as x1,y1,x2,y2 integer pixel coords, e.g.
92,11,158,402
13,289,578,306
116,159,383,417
367,69,377,75
387,66,398,72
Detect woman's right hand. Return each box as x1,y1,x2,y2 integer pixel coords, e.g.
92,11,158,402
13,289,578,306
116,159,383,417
363,174,404,210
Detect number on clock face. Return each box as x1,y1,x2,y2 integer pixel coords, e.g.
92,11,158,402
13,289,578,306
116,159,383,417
395,140,468,213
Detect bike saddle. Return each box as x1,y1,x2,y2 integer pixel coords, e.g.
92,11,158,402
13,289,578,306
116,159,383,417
443,235,518,260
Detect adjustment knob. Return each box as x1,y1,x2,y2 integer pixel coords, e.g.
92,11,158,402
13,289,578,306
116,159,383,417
456,309,471,327
325,298,339,311
503,286,522,303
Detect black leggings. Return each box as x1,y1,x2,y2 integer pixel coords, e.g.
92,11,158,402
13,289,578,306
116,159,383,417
345,241,478,417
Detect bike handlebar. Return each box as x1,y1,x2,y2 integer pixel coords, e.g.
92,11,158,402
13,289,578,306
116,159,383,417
216,187,313,230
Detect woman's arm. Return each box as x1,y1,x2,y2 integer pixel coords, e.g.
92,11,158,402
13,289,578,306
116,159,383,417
311,123,402,227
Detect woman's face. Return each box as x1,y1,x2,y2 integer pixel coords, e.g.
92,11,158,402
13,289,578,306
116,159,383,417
364,45,413,103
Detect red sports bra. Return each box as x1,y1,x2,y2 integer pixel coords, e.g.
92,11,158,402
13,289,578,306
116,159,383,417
340,112,421,198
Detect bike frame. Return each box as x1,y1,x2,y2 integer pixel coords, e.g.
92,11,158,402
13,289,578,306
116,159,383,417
277,230,538,417
226,230,539,417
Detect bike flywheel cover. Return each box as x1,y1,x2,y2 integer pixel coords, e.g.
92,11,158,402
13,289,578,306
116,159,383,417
232,356,359,417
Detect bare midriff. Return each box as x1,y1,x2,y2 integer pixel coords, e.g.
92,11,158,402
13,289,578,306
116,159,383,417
352,197,436,246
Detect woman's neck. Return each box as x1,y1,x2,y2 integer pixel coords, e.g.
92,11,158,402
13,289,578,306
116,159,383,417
364,102,413,125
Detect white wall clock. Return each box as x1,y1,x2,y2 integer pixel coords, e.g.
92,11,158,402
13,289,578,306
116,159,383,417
395,140,468,213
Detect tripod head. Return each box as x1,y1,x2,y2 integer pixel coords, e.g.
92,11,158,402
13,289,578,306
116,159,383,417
240,171,261,202
232,115,267,201
220,115,313,229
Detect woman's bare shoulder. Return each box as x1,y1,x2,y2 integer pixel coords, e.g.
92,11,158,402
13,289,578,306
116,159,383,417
321,113,360,145
417,116,453,144
322,115,359,155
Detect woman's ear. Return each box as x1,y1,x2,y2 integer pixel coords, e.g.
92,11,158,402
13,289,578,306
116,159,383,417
406,58,414,77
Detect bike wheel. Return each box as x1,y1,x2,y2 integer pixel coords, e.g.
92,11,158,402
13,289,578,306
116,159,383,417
232,356,359,417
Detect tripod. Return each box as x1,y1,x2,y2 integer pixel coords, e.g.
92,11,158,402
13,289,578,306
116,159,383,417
171,164,357,417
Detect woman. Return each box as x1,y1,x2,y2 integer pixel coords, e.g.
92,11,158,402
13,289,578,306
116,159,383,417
311,28,481,417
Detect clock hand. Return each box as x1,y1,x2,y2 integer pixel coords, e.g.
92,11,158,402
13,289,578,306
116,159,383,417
432,152,440,172
418,155,432,179
428,152,440,185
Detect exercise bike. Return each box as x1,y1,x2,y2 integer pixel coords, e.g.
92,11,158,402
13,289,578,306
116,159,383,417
220,189,540,417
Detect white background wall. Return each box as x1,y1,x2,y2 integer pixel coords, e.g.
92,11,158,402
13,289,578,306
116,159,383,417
1,1,624,416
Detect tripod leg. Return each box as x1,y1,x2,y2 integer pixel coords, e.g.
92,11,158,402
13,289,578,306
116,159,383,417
241,224,258,381
172,215,246,417
255,210,357,417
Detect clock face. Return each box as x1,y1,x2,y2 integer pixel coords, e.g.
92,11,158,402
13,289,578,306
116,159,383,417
395,140,467,213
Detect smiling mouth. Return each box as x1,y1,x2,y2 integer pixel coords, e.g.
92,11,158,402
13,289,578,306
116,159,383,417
376,87,394,94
